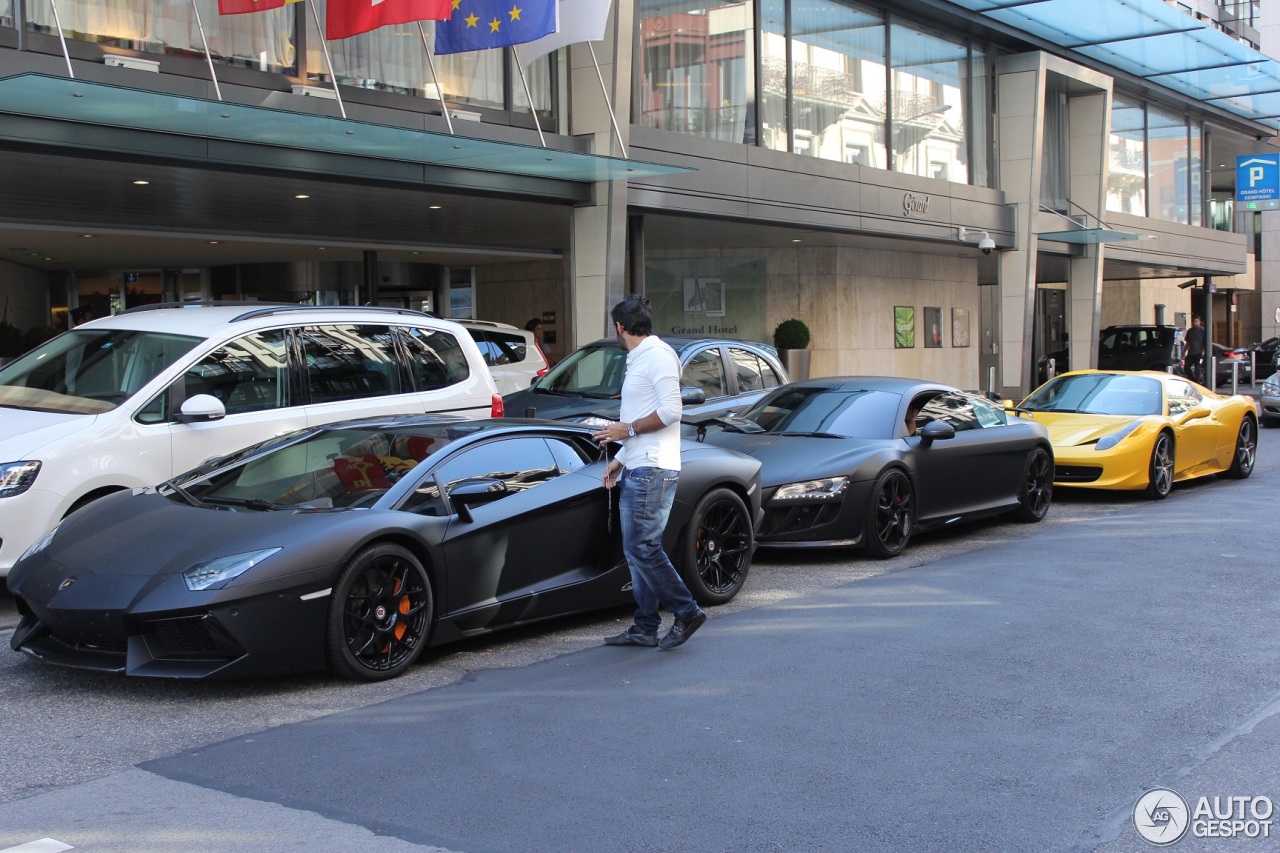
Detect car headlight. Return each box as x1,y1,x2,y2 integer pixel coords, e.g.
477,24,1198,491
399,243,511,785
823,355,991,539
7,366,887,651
183,547,282,591
1263,378,1280,395
770,476,849,502
20,524,59,561
0,461,41,498
1095,421,1141,451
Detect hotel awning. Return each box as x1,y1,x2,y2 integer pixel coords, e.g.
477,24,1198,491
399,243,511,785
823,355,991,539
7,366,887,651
945,0,1280,132
0,73,695,183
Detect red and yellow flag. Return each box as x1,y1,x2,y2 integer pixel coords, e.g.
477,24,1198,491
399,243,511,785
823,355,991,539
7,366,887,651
217,0,302,15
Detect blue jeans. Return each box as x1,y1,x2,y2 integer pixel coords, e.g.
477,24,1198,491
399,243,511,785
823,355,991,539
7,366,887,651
619,466,699,635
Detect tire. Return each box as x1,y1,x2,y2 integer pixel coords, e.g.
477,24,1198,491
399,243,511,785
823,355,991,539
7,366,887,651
1011,447,1053,523
865,469,913,559
326,543,433,681
1144,432,1174,500
679,487,754,606
1222,416,1257,480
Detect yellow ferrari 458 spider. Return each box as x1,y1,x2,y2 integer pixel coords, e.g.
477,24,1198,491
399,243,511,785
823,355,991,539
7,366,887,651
1015,370,1257,499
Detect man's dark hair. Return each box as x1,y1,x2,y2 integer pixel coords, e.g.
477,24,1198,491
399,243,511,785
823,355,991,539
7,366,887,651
611,295,653,337
524,317,541,332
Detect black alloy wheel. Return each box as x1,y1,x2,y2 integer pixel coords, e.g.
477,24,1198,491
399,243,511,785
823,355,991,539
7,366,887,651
680,487,754,606
866,469,913,559
1222,416,1257,479
1011,447,1053,523
327,543,433,681
1144,432,1175,500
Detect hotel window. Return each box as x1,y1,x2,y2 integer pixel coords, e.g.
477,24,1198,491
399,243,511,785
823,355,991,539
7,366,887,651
1107,96,1147,216
1147,106,1190,225
1,1,11,28
889,20,968,184
636,0,757,143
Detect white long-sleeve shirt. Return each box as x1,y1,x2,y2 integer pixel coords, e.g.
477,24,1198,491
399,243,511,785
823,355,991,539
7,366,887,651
615,335,682,471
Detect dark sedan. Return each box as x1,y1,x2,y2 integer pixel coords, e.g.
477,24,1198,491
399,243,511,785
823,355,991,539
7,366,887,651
504,336,787,422
8,416,761,681
694,378,1053,557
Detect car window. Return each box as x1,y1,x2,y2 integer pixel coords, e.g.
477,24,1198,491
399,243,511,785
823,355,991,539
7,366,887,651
1165,379,1200,416
729,348,779,393
399,326,471,391
0,329,201,416
402,437,561,516
300,325,404,404
539,344,626,397
682,348,727,399
487,331,529,364
546,436,590,472
919,392,1007,431
179,330,290,416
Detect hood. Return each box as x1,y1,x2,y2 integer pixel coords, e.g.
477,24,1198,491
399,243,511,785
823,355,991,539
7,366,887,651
701,431,880,486
0,406,96,457
1027,412,1139,447
503,387,619,421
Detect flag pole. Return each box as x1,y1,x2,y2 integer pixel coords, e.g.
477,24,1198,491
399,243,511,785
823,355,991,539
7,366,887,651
306,0,347,118
189,0,224,102
587,43,627,159
511,47,546,148
48,0,74,78
417,23,454,135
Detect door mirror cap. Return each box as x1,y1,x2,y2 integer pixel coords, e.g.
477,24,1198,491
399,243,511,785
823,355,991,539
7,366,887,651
174,393,226,424
681,387,706,405
918,419,956,446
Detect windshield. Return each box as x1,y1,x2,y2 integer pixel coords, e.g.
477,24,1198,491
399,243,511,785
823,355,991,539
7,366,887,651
534,343,627,398
739,387,902,439
1020,373,1163,416
177,422,490,509
0,329,201,415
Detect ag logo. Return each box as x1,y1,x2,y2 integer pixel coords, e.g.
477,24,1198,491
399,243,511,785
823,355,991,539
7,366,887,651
1134,788,1190,845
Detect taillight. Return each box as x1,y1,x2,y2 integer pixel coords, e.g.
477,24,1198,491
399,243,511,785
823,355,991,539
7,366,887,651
491,394,505,418
536,368,548,377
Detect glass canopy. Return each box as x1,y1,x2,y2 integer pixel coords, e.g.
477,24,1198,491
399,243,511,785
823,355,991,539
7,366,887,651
945,0,1280,131
0,73,695,183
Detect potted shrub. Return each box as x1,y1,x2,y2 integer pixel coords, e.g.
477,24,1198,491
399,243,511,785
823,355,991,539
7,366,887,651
774,318,811,381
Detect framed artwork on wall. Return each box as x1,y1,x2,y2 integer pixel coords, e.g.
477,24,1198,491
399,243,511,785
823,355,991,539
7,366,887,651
894,306,915,349
924,307,943,348
952,308,970,347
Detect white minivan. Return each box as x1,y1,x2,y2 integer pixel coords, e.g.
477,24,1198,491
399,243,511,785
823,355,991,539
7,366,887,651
0,303,501,576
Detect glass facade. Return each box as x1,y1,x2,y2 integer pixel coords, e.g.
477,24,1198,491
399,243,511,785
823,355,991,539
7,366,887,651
1147,106,1190,225
21,1,551,117
0,1,11,28
1107,96,1147,217
642,0,988,185
636,0,756,143
1107,95,1202,226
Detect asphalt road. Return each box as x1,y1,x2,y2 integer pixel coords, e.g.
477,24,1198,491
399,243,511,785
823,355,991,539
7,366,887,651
1,425,1277,852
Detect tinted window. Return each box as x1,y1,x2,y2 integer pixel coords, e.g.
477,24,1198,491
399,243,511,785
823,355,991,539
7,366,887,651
919,392,1007,432
400,327,471,391
1021,373,1163,416
538,343,627,396
682,348,727,398
180,330,290,416
300,325,404,404
742,387,902,439
547,436,590,472
729,348,779,393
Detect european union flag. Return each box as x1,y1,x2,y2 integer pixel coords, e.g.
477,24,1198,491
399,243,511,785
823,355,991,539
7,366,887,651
435,0,558,54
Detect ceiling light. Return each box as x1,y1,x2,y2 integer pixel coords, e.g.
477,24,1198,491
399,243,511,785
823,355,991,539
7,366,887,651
208,241,220,245
81,234,93,238
133,180,150,185
792,238,802,243
295,194,310,199
429,205,442,210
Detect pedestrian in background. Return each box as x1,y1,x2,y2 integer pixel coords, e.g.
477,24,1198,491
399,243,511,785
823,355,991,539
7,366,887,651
525,317,555,368
593,295,706,650
1184,314,1206,383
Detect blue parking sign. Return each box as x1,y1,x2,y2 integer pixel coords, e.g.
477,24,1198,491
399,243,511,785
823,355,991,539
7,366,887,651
1237,155,1280,208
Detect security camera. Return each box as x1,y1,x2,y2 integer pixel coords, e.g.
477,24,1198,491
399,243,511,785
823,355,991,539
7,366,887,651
977,232,995,255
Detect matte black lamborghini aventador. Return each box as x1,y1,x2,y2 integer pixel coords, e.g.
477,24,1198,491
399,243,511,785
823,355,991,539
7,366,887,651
8,416,761,681
695,377,1053,558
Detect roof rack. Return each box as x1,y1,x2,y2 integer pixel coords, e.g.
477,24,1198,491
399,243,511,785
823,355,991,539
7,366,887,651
119,301,435,323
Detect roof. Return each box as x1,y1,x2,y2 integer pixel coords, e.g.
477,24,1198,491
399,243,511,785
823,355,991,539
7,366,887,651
84,303,462,336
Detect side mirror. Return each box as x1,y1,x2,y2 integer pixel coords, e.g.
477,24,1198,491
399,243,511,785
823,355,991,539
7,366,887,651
174,393,226,424
448,477,509,522
681,387,706,405
918,420,956,447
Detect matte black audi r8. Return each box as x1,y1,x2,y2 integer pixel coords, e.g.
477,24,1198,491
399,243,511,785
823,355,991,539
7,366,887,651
695,377,1053,557
8,416,761,681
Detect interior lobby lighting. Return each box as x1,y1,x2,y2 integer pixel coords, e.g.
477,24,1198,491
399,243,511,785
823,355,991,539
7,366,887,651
295,194,310,199
132,180,150,185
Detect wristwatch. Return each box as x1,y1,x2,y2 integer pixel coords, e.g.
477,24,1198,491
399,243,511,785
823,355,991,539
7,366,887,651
626,423,637,438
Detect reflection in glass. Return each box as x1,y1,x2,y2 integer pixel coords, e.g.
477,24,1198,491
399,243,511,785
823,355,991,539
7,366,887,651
636,0,757,143
760,0,786,152
1107,96,1146,216
25,0,298,72
789,0,885,165
183,330,290,415
1148,106,1189,225
889,21,967,182
1,1,12,27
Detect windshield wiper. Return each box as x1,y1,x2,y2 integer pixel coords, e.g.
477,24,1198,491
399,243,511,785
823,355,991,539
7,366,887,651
161,480,209,508
775,431,843,438
200,496,280,511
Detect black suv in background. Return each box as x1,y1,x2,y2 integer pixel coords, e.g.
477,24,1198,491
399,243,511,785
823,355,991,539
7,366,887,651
1097,325,1183,372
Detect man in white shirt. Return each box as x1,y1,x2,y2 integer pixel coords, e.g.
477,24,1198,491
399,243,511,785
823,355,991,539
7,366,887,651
592,296,706,650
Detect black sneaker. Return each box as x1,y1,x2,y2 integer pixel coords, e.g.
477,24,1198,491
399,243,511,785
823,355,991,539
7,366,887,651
604,627,659,647
658,610,707,650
